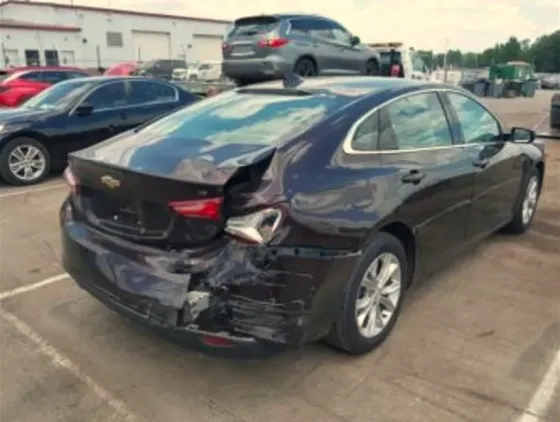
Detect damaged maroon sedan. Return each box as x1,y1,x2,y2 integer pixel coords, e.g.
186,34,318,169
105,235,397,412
61,76,545,356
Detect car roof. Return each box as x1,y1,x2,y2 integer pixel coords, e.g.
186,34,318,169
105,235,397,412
240,76,452,99
235,13,326,21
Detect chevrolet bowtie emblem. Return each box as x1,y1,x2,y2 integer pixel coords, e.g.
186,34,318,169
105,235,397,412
101,175,120,189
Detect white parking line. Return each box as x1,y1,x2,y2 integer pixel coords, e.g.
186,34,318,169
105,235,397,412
0,273,69,301
533,113,550,131
516,349,560,421
0,182,66,199
0,309,137,421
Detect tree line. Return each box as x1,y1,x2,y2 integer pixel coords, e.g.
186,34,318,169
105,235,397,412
416,30,560,73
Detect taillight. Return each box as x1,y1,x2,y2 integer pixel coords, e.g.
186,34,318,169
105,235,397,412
258,38,289,48
225,208,283,244
221,42,232,52
63,166,78,194
169,198,223,221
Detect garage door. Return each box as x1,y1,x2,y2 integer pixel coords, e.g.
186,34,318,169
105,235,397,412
131,31,171,61
191,35,223,63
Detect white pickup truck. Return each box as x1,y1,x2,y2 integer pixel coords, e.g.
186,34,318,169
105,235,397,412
172,62,223,82
368,42,431,80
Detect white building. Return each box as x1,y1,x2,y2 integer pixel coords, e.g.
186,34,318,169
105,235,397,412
0,0,232,69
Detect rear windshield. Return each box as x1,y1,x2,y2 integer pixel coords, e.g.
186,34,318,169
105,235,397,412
137,90,349,144
229,17,278,36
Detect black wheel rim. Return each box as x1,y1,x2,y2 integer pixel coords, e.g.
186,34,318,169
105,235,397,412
295,60,316,77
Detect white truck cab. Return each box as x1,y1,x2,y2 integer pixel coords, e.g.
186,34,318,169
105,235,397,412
368,42,430,80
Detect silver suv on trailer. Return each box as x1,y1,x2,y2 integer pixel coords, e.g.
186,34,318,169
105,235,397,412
221,14,381,85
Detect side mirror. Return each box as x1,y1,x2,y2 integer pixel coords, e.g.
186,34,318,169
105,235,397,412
350,35,360,46
511,127,535,143
75,102,93,116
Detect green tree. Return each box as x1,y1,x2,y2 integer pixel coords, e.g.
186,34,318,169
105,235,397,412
412,30,560,72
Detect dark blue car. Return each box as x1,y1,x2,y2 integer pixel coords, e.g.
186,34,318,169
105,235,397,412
0,76,198,185
60,76,545,357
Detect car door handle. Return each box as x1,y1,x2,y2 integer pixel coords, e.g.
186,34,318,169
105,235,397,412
472,158,490,168
401,170,425,184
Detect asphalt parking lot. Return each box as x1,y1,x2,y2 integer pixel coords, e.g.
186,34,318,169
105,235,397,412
0,90,559,422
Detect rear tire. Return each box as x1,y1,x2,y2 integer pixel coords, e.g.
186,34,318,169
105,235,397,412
0,137,51,186
293,58,317,77
365,59,380,76
323,232,407,355
502,169,541,234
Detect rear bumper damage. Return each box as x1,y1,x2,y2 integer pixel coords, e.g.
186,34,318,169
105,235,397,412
60,200,359,356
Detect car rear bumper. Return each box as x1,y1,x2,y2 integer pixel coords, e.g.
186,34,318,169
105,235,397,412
222,57,291,81
60,199,358,357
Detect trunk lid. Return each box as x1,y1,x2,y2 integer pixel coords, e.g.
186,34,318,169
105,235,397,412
69,136,276,247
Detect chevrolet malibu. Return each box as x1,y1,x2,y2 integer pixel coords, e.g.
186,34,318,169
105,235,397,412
60,77,545,356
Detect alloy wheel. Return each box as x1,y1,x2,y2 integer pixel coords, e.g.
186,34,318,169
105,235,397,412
522,176,539,224
8,144,47,182
355,252,402,338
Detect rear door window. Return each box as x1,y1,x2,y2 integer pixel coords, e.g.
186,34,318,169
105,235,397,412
129,80,177,105
138,90,350,144
229,17,279,36
382,92,453,150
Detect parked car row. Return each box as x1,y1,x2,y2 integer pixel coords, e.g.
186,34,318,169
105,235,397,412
0,76,198,185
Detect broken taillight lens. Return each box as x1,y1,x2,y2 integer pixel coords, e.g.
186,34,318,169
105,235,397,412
63,166,78,194
225,207,283,244
169,198,223,221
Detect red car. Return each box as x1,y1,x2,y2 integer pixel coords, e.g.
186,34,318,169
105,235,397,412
103,61,138,76
0,67,91,107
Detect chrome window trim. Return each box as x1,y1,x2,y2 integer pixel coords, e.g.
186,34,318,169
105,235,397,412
69,79,179,115
342,87,505,155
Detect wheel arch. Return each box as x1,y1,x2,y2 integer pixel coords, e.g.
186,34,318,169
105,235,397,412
0,130,51,154
294,55,318,74
361,220,418,289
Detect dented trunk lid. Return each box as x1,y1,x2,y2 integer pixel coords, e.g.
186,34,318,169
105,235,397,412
69,132,276,246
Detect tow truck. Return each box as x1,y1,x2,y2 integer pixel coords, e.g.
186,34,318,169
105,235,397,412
367,42,430,80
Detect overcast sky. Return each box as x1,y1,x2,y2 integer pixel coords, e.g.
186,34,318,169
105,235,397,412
37,0,560,51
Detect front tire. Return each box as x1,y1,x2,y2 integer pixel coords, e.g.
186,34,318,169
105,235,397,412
0,137,51,186
502,169,541,234
324,232,407,355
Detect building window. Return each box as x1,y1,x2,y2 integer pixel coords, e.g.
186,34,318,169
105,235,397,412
106,31,123,47
44,50,59,66
24,50,40,66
